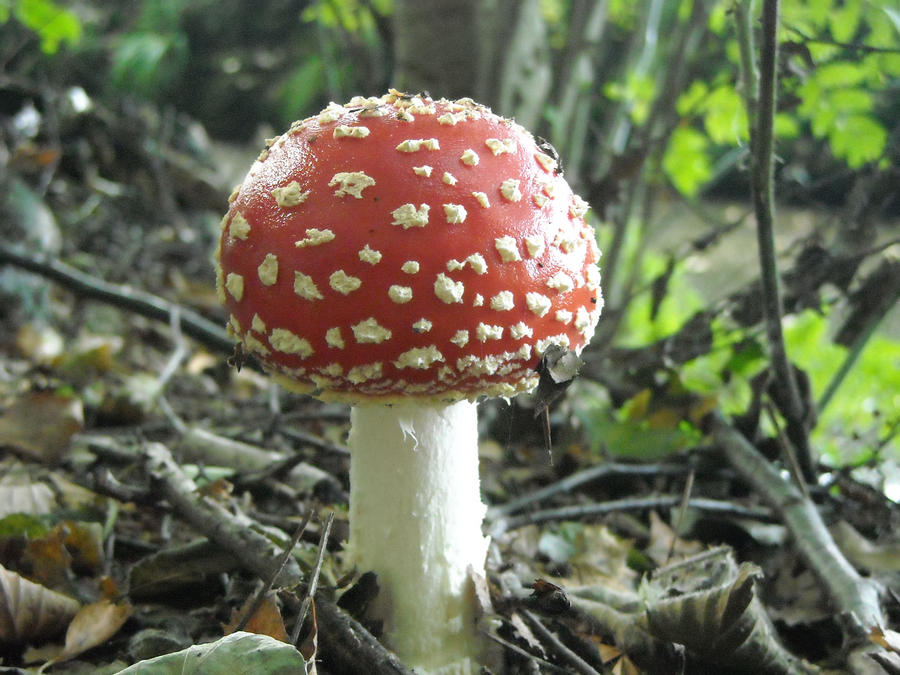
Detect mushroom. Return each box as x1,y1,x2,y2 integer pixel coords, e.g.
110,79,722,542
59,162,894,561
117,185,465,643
215,90,602,673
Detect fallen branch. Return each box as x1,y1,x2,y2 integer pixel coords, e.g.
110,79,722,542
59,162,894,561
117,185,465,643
314,591,415,675
487,462,690,520
143,441,304,587
488,494,776,537
708,412,884,634
0,243,233,356
141,442,407,672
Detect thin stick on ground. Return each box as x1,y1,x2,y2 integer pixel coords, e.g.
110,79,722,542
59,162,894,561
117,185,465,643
486,462,691,521
143,441,305,587
291,512,335,645
520,610,603,675
0,242,233,355
708,411,883,633
141,441,408,671
234,511,313,633
490,494,777,537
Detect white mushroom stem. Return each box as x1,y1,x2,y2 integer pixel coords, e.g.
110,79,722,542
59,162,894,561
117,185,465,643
347,399,490,674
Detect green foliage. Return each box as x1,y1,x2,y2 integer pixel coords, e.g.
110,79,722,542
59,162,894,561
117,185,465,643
663,125,714,197
604,73,656,125
680,320,766,415
794,58,890,167
111,31,188,96
108,0,190,98
0,0,82,53
657,0,898,196
301,0,391,34
784,310,900,464
573,380,705,460
278,58,326,121
0,513,52,538
617,250,706,347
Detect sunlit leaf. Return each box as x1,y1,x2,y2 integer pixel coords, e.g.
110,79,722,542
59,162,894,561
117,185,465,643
830,114,887,167
14,0,82,53
703,85,748,145
663,125,712,196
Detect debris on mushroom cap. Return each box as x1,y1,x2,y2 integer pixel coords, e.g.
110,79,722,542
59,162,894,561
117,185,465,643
216,91,602,404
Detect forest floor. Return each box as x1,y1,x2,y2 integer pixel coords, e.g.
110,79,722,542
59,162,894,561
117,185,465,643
1,83,899,675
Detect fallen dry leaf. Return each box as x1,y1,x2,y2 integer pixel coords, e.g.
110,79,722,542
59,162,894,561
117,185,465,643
224,593,289,643
871,626,900,653
0,563,80,646
53,598,132,663
24,525,73,588
299,598,318,674
0,482,56,519
645,510,704,566
0,391,83,464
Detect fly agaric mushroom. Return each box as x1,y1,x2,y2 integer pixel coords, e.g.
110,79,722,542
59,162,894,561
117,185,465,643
216,91,601,673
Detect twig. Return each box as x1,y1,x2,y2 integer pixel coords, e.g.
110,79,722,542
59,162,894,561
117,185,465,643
234,511,313,633
0,243,233,355
490,495,776,536
487,462,690,521
313,593,415,675
784,24,900,55
142,441,304,587
158,308,190,385
764,400,811,500
666,467,695,564
739,0,815,480
484,631,572,674
281,428,351,455
291,512,335,644
520,610,602,675
708,411,884,634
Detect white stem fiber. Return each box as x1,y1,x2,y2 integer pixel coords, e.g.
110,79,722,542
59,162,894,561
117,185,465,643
347,399,489,674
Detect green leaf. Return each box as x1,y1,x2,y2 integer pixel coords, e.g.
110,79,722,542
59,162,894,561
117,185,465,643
830,114,887,167
663,125,713,196
816,62,867,88
703,85,749,145
827,88,872,113
278,57,324,121
111,31,188,97
117,631,308,674
604,74,656,124
829,0,861,43
0,513,51,538
774,113,801,138
676,80,709,117
14,0,81,53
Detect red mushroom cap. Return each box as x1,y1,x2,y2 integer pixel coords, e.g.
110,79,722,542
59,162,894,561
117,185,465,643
216,91,602,403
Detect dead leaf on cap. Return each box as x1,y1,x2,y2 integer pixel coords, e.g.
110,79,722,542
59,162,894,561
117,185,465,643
0,563,80,646
0,391,83,463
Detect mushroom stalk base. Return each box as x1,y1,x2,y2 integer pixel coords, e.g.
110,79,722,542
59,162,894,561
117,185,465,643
347,399,489,674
